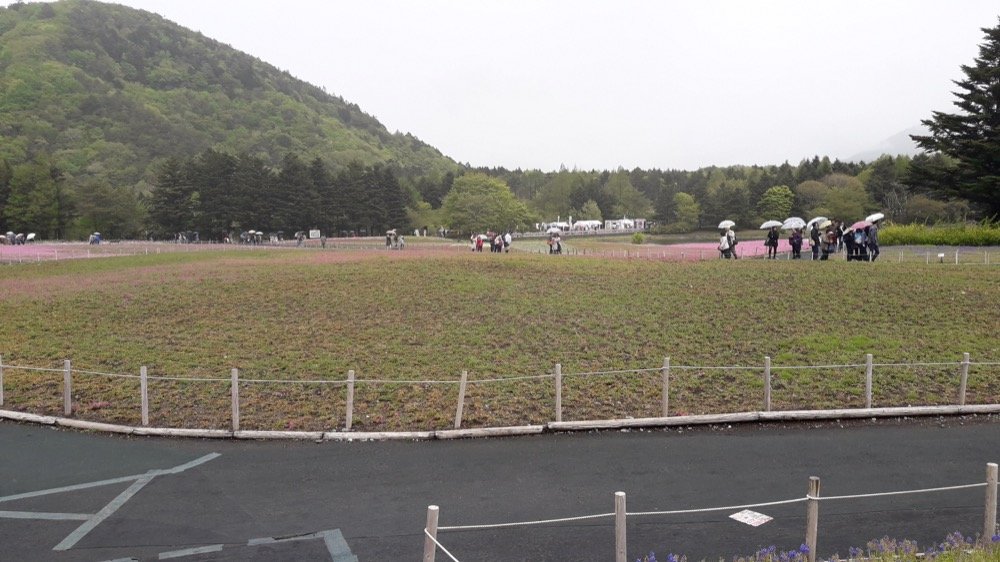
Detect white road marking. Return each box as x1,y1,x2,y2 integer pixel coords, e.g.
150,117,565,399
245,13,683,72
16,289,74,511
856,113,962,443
0,453,220,504
54,475,154,551
0,510,92,521
158,544,224,559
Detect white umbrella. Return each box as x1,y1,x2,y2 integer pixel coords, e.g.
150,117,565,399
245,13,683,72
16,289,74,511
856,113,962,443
760,220,783,229
546,226,562,234
806,216,828,229
718,220,736,229
818,219,832,229
865,212,885,223
26,233,35,241
782,217,806,230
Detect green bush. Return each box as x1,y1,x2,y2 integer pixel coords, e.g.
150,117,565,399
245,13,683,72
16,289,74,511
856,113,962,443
879,222,1000,246
632,232,645,244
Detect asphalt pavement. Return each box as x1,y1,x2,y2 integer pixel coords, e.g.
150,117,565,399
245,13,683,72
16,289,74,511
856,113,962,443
1,416,998,561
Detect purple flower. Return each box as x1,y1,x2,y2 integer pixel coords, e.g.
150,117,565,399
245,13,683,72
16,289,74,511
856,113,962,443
799,544,810,554
992,534,1000,542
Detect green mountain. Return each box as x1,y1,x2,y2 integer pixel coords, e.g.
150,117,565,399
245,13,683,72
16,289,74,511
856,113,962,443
0,0,456,192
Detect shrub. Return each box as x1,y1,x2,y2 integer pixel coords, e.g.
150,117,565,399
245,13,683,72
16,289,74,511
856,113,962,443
632,232,645,245
879,221,1000,246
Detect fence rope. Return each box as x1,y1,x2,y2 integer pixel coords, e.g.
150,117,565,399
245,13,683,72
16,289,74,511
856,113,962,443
1,365,65,373
561,367,662,378
627,496,808,517
870,362,959,368
424,529,462,562
770,364,865,370
810,482,986,501
238,378,349,385
144,375,231,382
469,374,555,383
72,369,142,380
437,511,614,531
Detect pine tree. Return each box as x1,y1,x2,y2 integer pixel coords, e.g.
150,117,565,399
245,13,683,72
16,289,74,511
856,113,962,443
911,18,1000,215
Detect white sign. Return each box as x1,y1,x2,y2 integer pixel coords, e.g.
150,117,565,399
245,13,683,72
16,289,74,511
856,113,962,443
309,230,321,239
729,509,773,527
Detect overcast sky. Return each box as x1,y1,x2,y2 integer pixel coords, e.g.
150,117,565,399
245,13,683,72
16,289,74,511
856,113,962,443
45,1,1000,170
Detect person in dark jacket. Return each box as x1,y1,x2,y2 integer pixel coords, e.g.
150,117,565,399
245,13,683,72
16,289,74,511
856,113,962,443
765,226,779,259
810,224,821,260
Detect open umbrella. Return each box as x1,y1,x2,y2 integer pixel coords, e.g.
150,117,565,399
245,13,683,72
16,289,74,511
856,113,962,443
546,226,562,234
760,220,783,229
782,217,806,230
865,212,885,223
849,220,871,232
806,216,828,229
718,220,736,229
818,219,832,229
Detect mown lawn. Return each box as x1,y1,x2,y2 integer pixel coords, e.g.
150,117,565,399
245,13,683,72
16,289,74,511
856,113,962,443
0,246,996,431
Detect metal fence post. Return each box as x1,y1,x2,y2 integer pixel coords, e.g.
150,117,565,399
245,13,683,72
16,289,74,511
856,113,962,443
615,491,627,562
661,357,670,417
958,353,970,406
865,354,873,409
423,505,439,562
764,356,772,412
63,359,72,416
140,366,149,426
345,369,355,431
0,354,4,407
555,363,562,423
454,370,468,429
986,463,998,542
806,476,821,562
230,368,239,432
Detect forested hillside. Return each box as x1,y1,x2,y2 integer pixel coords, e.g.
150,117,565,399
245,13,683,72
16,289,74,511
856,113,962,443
0,0,455,237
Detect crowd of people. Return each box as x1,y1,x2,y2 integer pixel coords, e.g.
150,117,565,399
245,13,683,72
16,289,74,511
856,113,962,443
471,231,512,253
727,217,883,261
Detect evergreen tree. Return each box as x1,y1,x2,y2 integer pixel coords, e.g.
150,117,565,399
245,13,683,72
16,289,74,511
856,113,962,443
911,18,1000,215
149,157,194,237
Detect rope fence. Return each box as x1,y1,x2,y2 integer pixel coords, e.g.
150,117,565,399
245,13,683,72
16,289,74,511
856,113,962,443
423,464,1000,562
0,353,996,432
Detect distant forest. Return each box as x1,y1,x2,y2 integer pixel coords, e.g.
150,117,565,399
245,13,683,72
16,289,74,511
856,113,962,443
0,1,991,240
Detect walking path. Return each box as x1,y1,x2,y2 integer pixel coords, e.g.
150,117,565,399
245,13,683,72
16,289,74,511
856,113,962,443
1,417,997,561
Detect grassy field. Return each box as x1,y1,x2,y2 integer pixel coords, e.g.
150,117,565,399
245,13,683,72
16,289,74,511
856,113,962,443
0,245,997,431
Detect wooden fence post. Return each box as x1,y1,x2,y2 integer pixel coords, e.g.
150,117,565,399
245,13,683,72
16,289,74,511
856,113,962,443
345,369,355,431
865,354,873,409
555,363,562,423
423,505,439,562
230,368,239,432
764,356,772,412
986,463,998,542
0,354,4,407
615,491,627,562
454,370,468,429
958,352,970,406
63,359,72,416
806,476,821,562
661,357,670,417
140,366,149,426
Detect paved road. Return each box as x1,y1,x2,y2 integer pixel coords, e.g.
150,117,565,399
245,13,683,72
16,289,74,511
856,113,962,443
1,417,998,561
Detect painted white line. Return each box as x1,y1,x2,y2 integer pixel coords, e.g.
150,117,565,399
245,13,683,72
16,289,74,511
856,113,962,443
0,510,92,521
158,544,224,559
0,453,220,504
247,530,327,545
54,475,154,551
155,453,221,476
323,529,358,562
0,474,144,504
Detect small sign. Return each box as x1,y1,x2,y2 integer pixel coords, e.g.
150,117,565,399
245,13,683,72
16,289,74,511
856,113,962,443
729,509,773,527
309,230,321,239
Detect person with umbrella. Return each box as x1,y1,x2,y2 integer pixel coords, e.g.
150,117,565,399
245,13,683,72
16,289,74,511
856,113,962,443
765,225,779,259
810,222,821,260
718,228,732,259
866,213,884,261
